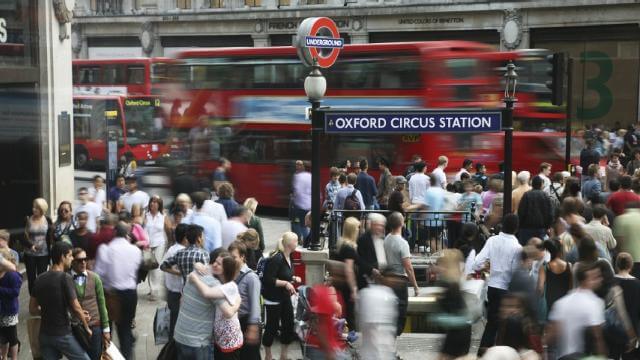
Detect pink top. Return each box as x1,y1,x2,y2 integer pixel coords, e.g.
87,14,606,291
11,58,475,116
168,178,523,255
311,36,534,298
132,223,149,249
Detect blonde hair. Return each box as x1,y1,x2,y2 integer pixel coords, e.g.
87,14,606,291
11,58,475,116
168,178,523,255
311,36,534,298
0,230,9,242
176,193,192,206
237,228,260,250
437,249,464,282
243,197,258,214
0,248,15,266
33,198,48,215
276,231,298,253
340,217,360,249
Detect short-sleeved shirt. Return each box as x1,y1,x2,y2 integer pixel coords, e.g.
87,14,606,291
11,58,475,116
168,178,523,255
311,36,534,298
173,275,222,347
162,245,210,282
549,288,605,357
383,234,410,276
32,271,77,336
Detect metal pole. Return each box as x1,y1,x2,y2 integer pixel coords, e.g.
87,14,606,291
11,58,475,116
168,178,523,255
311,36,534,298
503,101,514,216
565,57,574,171
310,101,322,250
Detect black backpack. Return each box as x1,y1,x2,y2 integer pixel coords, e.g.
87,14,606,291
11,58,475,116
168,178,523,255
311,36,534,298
343,189,361,211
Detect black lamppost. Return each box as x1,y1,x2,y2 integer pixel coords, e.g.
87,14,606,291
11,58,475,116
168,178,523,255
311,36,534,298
305,59,326,251
503,61,518,216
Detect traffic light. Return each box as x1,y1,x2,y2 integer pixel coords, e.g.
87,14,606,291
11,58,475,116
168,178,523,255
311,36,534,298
546,52,565,106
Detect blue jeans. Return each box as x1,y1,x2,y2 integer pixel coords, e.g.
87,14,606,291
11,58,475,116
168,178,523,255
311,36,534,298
88,326,103,360
176,342,212,360
40,333,90,360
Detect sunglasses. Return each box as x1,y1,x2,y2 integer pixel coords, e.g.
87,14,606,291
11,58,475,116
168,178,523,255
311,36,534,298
74,258,88,263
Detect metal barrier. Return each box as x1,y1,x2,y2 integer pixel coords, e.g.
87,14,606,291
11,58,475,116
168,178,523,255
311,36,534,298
324,204,478,253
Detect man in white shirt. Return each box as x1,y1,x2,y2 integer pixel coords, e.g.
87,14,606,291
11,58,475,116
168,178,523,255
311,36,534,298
547,263,606,358
454,159,473,182
431,155,448,189
88,175,107,209
182,192,221,253
408,161,429,205
161,223,188,339
120,176,150,213
473,214,523,353
538,162,553,195
93,222,141,359
75,187,102,233
201,197,227,225
221,207,250,249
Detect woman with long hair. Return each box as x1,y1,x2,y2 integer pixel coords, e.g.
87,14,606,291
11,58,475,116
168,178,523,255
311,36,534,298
217,183,240,218
537,239,572,318
243,197,265,256
53,201,74,243
236,229,261,270
262,232,301,360
454,222,485,277
335,216,360,333
22,198,53,295
144,195,171,300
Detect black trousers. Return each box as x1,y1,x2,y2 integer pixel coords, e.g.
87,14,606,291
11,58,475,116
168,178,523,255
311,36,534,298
25,254,49,295
479,286,508,350
262,298,295,347
166,290,181,340
239,315,261,360
339,285,357,332
115,289,138,360
391,280,409,336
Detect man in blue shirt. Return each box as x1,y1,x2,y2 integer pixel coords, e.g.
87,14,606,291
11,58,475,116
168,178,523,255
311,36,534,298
183,192,221,253
355,159,378,210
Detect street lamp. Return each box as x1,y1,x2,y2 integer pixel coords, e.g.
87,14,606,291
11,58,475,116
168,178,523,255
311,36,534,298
305,58,326,251
503,61,518,216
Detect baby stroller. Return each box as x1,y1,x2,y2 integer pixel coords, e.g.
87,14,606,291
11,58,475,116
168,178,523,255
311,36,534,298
294,285,359,360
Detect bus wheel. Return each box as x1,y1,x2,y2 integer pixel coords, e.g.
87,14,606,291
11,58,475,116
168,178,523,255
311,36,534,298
75,146,88,169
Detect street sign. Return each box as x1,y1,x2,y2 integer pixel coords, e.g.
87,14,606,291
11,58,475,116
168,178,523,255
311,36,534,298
296,17,343,68
322,109,503,134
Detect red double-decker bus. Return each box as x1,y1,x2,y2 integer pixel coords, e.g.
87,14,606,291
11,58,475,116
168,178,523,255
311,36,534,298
72,58,176,96
166,42,576,208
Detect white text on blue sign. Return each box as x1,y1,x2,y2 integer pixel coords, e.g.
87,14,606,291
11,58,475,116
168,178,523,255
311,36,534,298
305,36,344,48
324,112,502,133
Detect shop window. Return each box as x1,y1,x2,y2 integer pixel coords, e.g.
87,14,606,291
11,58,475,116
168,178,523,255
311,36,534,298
277,0,290,6
210,0,223,7
306,0,326,4
176,0,191,9
245,0,261,6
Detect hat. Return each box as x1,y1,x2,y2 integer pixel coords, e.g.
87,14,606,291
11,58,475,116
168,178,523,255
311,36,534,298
395,176,407,184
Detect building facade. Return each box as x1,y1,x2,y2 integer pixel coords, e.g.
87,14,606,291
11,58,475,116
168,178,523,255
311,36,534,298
72,0,640,127
0,0,75,231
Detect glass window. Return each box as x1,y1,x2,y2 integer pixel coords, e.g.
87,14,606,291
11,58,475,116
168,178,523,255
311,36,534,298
102,65,125,84
127,65,145,84
123,98,164,143
245,0,261,6
210,0,223,7
78,66,101,84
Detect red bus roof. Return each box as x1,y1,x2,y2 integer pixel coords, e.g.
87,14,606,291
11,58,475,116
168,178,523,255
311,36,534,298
72,58,153,65
177,41,495,59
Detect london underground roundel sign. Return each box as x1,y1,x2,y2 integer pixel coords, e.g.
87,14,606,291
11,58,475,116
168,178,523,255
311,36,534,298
296,17,344,68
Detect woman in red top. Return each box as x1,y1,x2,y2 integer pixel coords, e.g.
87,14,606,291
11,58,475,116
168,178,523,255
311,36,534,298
306,284,346,360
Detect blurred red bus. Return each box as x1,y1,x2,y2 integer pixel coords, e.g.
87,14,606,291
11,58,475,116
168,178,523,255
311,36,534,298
167,42,575,208
72,58,175,96
73,95,169,169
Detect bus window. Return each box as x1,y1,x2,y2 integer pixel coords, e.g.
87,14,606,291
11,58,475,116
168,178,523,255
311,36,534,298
102,65,125,84
127,65,145,84
78,66,100,84
444,58,479,79
273,133,311,161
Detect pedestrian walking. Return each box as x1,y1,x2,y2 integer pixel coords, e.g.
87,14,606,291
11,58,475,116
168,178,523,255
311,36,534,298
160,223,188,340
584,205,617,261
431,155,448,189
23,197,53,295
228,241,262,360
537,239,572,319
454,159,473,182
517,176,554,245
70,212,93,252
335,216,360,332
0,249,21,360
377,158,395,210
75,188,102,234
0,230,18,266
70,248,110,360
538,162,553,196
291,160,311,241
472,163,488,191
582,164,603,202
383,212,420,337
262,232,301,360
29,242,91,360
474,214,523,353
144,195,171,300
54,201,75,243
120,176,150,214
108,175,128,213
221,206,250,249
355,159,378,209
236,229,261,271
607,175,640,215
88,175,107,210
627,148,640,175
613,252,640,359
93,222,141,359
512,171,532,213
357,213,387,289
613,201,640,278
243,197,265,257
160,224,210,281
324,167,341,209
185,191,222,253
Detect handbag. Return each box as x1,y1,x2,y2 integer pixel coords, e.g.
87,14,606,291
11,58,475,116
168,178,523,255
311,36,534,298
141,248,159,271
153,306,171,345
71,321,92,351
157,339,177,360
104,341,125,360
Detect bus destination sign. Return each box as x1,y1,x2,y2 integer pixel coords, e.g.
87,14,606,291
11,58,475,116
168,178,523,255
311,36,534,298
324,110,503,134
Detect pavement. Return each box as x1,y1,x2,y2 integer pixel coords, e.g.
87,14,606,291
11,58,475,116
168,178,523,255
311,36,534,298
14,216,484,359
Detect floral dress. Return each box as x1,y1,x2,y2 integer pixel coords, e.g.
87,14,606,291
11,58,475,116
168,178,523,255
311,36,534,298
213,282,243,352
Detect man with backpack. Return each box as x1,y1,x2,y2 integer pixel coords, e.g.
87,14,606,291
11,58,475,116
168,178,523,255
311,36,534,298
228,241,262,360
335,173,365,219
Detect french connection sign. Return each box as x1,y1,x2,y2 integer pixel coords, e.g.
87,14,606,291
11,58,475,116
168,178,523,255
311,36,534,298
324,110,503,134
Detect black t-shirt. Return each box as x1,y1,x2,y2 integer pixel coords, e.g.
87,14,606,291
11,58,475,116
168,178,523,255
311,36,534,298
33,271,76,336
336,243,358,263
70,230,92,252
388,190,404,215
617,277,640,331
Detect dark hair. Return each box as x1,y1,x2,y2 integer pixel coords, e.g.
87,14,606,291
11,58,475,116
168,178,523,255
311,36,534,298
620,175,632,190
191,191,207,209
497,314,530,350
232,206,250,218
217,183,235,199
116,174,125,181
562,177,581,199
577,234,598,263
329,167,340,177
592,205,607,219
544,238,562,260
429,173,437,187
228,240,247,258
414,161,426,172
115,222,130,238
455,223,484,258
125,176,137,183
75,211,88,220
338,173,347,185
92,175,104,182
460,172,471,181
186,225,204,245
118,211,132,223
148,195,164,212
462,159,473,168
531,175,543,190
387,212,404,230
378,157,389,168
552,172,564,183
576,261,598,284
57,201,73,218
616,253,634,272
359,159,368,170
502,214,519,235
210,248,229,264
221,255,240,283
175,223,189,244
539,162,552,172
609,179,621,192
78,187,88,194
51,242,72,265
475,163,485,172
561,197,585,217
72,247,86,259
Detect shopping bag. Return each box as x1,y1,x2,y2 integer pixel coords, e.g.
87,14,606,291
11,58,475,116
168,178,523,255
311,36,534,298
153,306,171,345
157,339,177,360
27,316,41,359
104,342,125,360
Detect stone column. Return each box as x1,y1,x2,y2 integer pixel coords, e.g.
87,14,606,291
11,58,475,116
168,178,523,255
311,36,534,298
298,248,329,286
